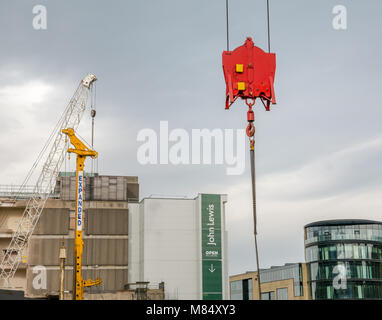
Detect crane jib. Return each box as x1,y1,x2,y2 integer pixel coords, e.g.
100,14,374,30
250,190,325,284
77,171,84,231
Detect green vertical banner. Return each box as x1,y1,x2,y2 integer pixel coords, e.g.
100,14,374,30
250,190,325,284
201,194,223,300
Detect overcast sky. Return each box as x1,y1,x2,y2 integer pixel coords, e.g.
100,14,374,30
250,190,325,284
0,0,381,275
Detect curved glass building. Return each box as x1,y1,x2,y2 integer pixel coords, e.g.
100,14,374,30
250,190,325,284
304,219,382,299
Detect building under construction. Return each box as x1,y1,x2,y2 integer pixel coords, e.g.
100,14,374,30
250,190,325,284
0,73,230,300
0,174,229,300
0,173,140,299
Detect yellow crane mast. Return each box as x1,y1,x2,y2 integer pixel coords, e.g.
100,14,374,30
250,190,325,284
62,128,102,300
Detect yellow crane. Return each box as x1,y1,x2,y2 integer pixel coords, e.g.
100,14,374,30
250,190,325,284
62,128,102,300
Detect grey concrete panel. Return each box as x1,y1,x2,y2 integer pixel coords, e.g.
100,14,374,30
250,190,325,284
59,175,139,202
28,238,128,266
33,208,70,235
26,268,128,296
83,239,128,266
85,209,128,235
28,238,74,266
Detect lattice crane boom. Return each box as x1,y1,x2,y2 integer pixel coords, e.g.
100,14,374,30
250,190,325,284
0,74,97,287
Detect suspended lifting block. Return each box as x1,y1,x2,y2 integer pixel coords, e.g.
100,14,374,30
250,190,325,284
222,37,276,110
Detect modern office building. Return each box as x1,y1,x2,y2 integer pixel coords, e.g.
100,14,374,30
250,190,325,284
304,219,382,300
128,194,229,300
229,263,310,300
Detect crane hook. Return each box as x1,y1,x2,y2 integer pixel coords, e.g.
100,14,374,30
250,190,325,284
246,123,255,138
246,105,255,138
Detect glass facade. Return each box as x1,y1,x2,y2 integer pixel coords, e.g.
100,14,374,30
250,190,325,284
305,220,382,300
230,279,252,300
261,291,275,300
260,263,304,297
305,223,382,246
230,263,304,300
306,243,382,262
247,279,253,300
276,288,288,300
230,280,243,300
309,261,382,281
310,281,382,300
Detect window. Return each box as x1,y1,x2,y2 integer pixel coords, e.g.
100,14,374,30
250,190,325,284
345,244,353,259
326,285,333,299
329,245,337,259
261,291,275,300
248,279,253,300
242,279,249,300
310,262,318,281
371,246,382,260
305,246,318,262
276,288,288,300
359,244,367,259
313,281,382,300
356,285,363,299
353,244,360,259
337,243,345,259
230,279,253,300
230,280,243,300
320,247,329,260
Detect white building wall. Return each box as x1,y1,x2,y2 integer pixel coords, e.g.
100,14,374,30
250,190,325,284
128,194,228,300
142,198,199,300
127,203,140,284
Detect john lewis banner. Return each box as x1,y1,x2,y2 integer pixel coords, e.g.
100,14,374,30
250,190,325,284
201,194,223,300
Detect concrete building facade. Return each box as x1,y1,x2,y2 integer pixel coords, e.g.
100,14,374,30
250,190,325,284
229,263,311,300
0,173,139,298
1,174,229,300
128,194,229,300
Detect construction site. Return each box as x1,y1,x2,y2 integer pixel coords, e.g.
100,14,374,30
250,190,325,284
2,16,273,298
0,73,229,300
0,1,381,302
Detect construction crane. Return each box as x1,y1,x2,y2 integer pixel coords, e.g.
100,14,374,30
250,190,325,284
0,74,97,287
222,0,276,300
62,128,101,300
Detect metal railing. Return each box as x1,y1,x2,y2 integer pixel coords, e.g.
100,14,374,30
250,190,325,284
0,185,59,200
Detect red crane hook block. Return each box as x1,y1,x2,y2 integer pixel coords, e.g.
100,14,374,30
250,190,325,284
222,37,276,110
